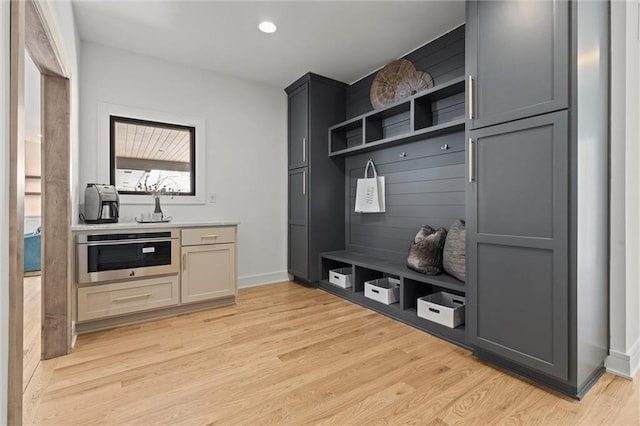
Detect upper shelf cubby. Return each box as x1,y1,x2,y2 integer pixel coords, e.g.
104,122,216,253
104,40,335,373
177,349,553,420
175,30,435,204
329,76,466,157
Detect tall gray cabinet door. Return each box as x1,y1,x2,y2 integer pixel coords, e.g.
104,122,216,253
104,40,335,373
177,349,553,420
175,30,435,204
467,0,569,129
288,168,308,279
467,111,569,380
288,84,309,170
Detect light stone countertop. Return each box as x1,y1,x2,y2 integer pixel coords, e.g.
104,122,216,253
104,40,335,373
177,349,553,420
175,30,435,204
72,219,240,232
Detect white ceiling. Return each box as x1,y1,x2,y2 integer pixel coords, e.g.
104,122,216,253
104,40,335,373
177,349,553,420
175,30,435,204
71,1,465,88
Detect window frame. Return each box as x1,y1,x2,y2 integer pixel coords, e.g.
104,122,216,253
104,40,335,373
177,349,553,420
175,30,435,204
109,115,197,196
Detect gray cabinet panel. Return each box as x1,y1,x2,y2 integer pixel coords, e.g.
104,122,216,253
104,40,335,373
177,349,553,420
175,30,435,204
289,224,308,279
288,168,307,224
467,0,568,129
476,244,555,364
467,111,568,380
288,85,308,169
476,122,555,238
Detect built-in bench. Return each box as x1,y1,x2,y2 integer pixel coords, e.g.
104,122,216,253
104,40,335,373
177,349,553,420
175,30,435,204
319,250,467,348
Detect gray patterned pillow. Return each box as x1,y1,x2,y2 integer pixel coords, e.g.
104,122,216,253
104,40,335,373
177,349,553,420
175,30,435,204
407,225,447,275
443,220,466,282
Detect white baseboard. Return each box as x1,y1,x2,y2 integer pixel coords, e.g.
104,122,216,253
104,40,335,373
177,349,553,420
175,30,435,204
238,270,290,289
605,338,640,380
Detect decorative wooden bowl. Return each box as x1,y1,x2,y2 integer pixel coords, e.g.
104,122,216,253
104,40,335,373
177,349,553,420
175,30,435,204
370,59,434,109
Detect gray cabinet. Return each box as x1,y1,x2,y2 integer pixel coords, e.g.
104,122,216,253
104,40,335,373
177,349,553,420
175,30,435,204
286,74,347,283
288,85,309,170
467,111,569,380
288,168,308,279
466,0,569,129
466,0,609,398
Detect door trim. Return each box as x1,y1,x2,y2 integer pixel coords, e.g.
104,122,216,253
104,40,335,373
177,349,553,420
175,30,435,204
9,0,71,423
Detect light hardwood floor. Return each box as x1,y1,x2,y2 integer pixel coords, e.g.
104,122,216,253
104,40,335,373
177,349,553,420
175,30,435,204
27,281,639,425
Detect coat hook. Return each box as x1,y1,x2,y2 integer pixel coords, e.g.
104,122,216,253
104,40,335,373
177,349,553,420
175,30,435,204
441,144,449,150
399,152,406,158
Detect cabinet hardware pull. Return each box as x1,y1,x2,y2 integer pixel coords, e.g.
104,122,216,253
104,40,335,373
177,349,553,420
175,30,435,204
112,293,152,303
468,75,474,120
303,170,306,195
469,138,475,183
302,137,306,162
183,253,187,271
201,234,219,238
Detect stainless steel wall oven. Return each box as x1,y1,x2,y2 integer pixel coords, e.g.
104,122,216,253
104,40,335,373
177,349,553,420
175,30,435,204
77,229,180,284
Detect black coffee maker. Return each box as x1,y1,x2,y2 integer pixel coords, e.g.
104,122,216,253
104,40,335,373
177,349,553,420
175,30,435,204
83,184,119,223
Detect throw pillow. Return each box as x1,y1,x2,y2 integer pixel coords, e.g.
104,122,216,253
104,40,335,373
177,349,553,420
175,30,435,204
443,220,466,282
407,225,447,275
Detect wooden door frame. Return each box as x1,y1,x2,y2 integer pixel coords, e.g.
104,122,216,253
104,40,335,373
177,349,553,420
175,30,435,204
8,0,71,423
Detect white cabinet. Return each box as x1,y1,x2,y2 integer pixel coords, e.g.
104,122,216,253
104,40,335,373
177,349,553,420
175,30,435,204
74,223,238,333
77,275,180,322
181,226,237,304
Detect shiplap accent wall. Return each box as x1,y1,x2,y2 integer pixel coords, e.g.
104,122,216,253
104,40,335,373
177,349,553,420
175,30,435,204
342,25,466,261
345,132,465,262
346,25,465,119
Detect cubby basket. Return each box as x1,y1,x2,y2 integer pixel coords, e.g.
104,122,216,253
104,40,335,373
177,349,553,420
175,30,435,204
328,268,352,288
417,291,465,328
364,277,400,305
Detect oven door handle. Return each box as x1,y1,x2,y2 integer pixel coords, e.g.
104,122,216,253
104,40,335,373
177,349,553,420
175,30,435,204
78,238,177,247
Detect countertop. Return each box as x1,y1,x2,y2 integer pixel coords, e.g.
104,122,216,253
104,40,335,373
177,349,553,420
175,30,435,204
72,219,240,232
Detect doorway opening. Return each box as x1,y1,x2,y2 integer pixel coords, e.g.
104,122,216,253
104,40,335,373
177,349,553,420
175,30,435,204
8,1,72,424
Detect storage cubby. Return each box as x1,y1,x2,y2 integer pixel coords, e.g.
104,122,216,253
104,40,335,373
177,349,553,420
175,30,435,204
328,76,466,157
321,258,351,282
352,265,384,294
414,78,466,130
364,103,411,143
329,118,363,154
402,278,435,311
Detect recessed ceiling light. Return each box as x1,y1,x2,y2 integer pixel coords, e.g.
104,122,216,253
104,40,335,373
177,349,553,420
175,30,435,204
259,21,277,34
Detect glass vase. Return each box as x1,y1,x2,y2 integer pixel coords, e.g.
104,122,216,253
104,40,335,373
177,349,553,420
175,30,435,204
154,196,163,215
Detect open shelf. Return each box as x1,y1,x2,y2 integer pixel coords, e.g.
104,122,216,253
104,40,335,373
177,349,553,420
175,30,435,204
329,76,466,157
329,117,364,154
319,250,467,348
322,250,465,294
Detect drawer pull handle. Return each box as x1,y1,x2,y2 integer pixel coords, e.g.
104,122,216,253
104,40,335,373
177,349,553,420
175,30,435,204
201,234,219,239
429,307,440,314
112,293,152,303
468,138,475,183
468,75,474,120
372,289,380,294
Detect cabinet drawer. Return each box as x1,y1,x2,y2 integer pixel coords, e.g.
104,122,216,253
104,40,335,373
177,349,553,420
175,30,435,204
181,226,236,246
77,275,180,322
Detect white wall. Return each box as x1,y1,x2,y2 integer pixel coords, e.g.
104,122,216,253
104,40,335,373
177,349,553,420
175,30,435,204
47,0,81,224
608,0,640,380
0,1,9,424
79,42,288,287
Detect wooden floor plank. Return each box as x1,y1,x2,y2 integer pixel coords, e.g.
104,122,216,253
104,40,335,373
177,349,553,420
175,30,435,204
30,281,640,425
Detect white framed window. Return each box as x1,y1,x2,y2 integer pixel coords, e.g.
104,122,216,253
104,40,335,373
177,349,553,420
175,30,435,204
98,102,206,205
